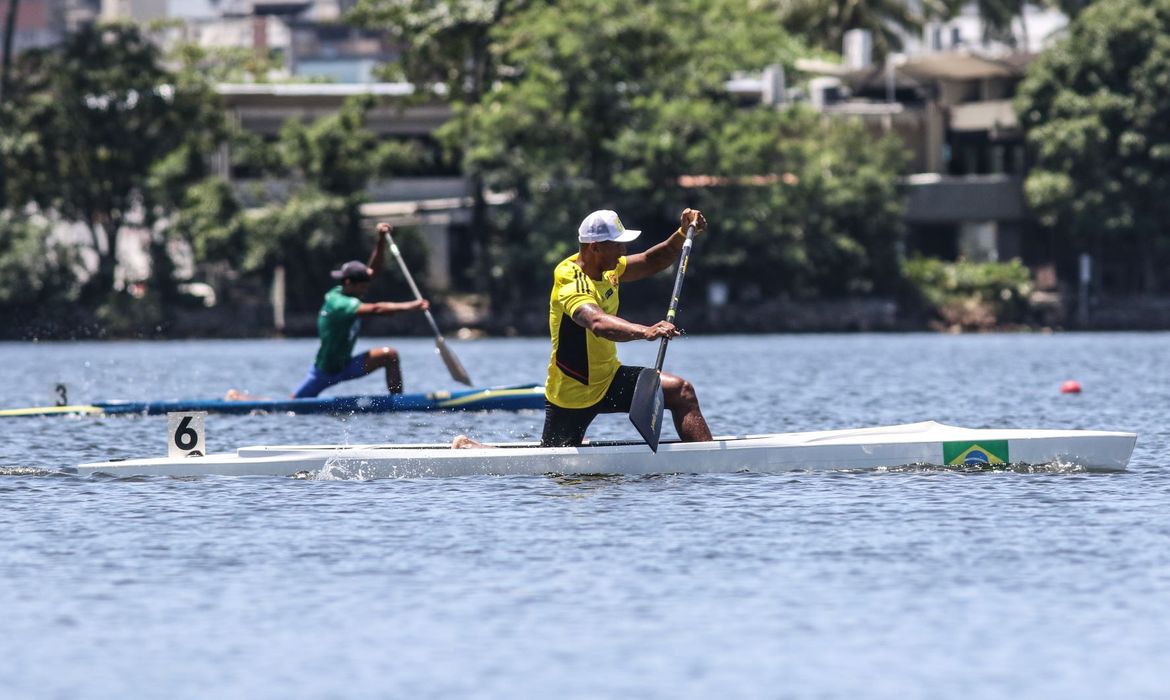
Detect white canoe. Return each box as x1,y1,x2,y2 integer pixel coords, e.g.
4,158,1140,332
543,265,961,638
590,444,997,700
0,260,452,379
72,421,1136,479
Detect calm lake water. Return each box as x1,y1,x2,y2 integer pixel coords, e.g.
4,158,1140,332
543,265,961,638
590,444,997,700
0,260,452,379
1,333,1168,698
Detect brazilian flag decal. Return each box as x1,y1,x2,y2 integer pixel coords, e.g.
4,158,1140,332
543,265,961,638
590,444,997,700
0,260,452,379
944,440,1009,466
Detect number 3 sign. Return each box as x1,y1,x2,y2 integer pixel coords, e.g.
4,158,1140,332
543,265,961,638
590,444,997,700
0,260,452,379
167,412,207,458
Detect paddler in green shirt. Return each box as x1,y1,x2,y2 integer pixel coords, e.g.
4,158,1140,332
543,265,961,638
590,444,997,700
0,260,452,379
293,222,430,398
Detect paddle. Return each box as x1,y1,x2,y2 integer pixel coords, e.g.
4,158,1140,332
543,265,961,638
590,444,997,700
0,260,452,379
384,229,474,386
629,223,697,452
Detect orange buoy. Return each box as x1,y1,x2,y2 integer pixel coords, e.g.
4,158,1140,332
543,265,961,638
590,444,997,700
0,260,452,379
1060,380,1082,394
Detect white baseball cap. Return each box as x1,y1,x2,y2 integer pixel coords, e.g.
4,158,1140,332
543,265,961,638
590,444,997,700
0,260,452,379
578,210,641,243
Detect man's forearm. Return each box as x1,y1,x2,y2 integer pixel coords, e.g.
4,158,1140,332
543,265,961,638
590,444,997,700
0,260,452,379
359,301,416,316
639,231,685,275
368,237,388,277
573,305,648,341
590,315,650,342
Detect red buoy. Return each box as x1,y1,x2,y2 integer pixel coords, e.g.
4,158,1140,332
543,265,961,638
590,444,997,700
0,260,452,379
1060,380,1082,394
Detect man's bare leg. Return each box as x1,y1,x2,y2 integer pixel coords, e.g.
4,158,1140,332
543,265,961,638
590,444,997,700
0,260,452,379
449,435,482,451
365,347,403,394
661,372,713,442
224,389,266,401
451,435,490,449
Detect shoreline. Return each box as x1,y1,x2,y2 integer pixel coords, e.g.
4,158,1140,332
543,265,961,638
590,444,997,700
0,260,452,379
6,295,1170,340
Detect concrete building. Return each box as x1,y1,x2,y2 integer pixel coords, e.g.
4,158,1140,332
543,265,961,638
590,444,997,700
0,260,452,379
214,11,1068,289
49,0,1073,293
216,82,472,290
2,0,66,52
96,0,392,83
793,6,1070,268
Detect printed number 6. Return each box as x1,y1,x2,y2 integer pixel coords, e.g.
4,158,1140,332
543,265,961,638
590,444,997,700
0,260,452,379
174,416,199,451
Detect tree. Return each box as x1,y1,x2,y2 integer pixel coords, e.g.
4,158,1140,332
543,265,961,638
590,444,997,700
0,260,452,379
1016,0,1170,293
0,212,80,308
2,23,225,301
780,0,924,58
347,0,521,301
351,0,907,306
970,0,1030,48
925,0,1034,50
1050,0,1095,18
0,0,19,209
680,109,908,299
1,0,18,103
172,95,419,313
454,0,905,301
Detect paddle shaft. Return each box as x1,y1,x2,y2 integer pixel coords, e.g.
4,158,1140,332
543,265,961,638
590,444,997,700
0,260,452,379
385,232,445,339
652,224,697,370
628,223,699,452
384,230,473,385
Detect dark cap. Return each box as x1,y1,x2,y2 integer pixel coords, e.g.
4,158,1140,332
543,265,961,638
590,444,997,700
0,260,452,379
331,260,371,282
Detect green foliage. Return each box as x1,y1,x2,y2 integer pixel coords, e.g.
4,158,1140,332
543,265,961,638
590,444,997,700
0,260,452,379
929,1,1049,48
172,95,420,311
245,188,351,271
1016,0,1170,291
169,43,286,84
1051,0,1095,18
94,290,165,336
0,214,81,306
688,109,909,298
785,0,1078,56
451,0,903,300
278,95,415,199
902,256,1034,329
171,177,248,264
347,0,510,102
780,0,923,57
1,23,225,299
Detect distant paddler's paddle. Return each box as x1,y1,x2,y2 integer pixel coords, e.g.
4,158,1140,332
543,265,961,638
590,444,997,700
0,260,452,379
629,223,697,452
383,227,473,387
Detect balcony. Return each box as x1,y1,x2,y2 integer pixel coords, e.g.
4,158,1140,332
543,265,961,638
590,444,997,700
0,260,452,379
904,173,1025,224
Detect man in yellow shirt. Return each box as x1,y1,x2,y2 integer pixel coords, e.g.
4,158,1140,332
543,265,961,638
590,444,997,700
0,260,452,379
539,208,713,447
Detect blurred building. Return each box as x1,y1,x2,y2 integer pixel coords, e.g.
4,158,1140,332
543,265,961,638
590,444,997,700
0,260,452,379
735,4,1069,274
11,0,1072,293
2,0,100,52
216,82,469,289
96,0,393,83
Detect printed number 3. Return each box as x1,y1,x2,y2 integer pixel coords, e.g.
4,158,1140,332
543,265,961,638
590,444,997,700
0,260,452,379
174,416,199,451
55,384,68,407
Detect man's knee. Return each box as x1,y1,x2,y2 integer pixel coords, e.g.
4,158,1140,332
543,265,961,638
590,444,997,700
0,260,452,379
662,374,699,407
370,347,399,366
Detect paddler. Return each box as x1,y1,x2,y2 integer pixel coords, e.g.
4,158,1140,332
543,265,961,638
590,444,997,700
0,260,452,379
292,222,430,398
454,208,712,448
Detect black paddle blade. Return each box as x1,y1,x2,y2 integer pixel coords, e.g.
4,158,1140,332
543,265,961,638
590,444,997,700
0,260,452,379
629,367,665,452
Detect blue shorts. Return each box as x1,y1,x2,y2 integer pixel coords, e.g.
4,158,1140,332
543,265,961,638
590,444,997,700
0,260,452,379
293,353,370,398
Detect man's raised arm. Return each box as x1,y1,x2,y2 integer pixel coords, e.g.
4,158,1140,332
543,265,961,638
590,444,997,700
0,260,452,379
622,209,707,282
367,222,391,280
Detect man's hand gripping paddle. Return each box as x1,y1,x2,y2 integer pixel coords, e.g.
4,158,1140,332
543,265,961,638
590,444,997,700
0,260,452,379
629,224,697,452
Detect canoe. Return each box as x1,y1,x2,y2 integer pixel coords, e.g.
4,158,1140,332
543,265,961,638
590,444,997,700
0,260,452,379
72,421,1137,478
1,384,545,418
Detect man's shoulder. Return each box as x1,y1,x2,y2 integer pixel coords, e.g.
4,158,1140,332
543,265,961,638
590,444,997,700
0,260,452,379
323,286,360,313
552,255,585,281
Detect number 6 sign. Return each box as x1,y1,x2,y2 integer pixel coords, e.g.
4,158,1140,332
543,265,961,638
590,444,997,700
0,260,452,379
168,412,207,458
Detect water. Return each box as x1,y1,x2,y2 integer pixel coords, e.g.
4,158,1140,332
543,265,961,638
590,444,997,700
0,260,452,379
1,333,1168,698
